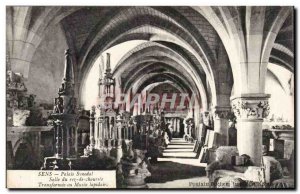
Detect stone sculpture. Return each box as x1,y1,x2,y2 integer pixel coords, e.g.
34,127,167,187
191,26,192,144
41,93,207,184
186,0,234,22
120,141,151,188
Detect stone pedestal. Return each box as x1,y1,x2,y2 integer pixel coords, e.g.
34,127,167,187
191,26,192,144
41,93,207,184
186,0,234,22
121,161,150,188
119,144,151,188
231,94,270,166
121,159,151,188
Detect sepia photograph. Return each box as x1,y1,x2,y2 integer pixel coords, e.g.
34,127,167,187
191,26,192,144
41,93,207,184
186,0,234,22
5,4,295,190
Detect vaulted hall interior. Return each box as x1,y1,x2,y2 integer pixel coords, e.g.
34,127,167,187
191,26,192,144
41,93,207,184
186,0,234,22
6,6,294,189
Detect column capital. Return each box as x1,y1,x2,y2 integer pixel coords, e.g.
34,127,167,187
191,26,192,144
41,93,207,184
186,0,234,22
230,94,270,120
212,106,232,119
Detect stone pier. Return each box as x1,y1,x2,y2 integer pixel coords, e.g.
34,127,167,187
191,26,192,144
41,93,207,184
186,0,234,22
231,94,270,166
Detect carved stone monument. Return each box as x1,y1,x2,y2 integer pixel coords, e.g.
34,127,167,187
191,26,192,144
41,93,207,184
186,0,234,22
41,49,78,170
6,70,36,126
119,142,151,188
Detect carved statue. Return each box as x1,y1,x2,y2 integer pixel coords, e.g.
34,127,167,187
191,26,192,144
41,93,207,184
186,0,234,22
18,96,28,109
12,98,18,109
83,147,89,156
7,71,27,91
120,146,151,188
116,113,123,121
53,97,63,113
27,94,36,108
47,120,54,126
58,83,65,94
122,141,134,161
6,70,35,111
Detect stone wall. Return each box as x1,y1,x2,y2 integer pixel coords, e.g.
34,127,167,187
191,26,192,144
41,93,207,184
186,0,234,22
25,24,68,105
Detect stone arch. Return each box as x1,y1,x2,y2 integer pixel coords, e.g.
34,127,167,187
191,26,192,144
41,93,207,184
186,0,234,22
111,42,208,110
8,6,236,112
142,81,187,95
126,69,193,96
10,6,232,110
6,6,79,77
260,7,292,92
193,6,292,95
76,13,219,108
13,137,38,169
13,137,32,156
133,73,193,96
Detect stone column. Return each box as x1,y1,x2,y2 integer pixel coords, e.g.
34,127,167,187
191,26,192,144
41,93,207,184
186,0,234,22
132,102,138,116
98,118,102,147
137,97,141,115
125,126,128,140
98,119,102,148
231,94,270,166
99,118,104,148
89,107,96,148
116,139,123,163
94,118,98,148
177,119,180,134
109,117,112,139
54,120,63,158
184,119,187,136
104,118,107,140
117,123,122,139
212,106,231,146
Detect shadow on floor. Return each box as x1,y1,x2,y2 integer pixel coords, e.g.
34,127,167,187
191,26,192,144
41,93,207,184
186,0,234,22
146,161,206,184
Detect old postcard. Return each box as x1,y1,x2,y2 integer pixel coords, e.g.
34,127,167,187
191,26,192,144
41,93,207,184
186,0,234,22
6,6,295,189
